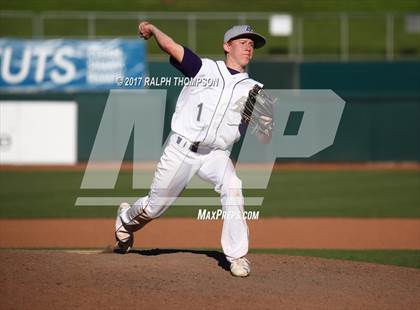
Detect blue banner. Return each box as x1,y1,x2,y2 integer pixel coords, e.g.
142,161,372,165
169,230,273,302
0,39,146,91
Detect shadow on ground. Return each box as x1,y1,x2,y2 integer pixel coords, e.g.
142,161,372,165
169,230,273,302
128,248,230,271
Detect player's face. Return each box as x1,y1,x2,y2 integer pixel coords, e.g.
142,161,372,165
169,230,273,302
226,38,255,68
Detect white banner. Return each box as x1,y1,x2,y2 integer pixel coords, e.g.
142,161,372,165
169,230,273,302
0,101,77,164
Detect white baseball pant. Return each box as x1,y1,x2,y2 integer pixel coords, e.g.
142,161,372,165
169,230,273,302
119,133,249,262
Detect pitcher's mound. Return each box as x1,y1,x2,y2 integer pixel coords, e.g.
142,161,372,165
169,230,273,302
1,250,419,309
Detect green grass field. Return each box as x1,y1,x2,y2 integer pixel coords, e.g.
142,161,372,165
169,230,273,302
0,169,418,218
1,168,419,269
251,249,420,269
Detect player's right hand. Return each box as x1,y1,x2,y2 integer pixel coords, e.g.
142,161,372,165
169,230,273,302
138,21,153,40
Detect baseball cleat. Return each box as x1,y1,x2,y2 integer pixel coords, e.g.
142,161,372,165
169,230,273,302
114,238,133,254
230,257,251,277
114,202,133,254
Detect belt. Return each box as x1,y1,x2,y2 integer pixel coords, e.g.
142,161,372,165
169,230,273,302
173,134,211,154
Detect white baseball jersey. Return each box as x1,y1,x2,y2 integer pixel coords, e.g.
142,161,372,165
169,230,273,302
171,59,263,150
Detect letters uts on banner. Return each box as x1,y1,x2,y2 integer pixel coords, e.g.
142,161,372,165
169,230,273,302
0,39,146,91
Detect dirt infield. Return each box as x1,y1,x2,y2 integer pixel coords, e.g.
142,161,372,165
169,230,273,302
1,217,419,309
1,250,419,310
1,218,419,249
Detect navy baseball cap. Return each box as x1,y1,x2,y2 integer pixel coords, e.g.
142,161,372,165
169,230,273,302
224,25,266,49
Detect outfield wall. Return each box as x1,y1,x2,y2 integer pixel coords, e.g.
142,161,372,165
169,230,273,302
0,61,419,162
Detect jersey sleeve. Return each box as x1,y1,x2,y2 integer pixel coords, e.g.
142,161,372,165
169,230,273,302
169,46,202,78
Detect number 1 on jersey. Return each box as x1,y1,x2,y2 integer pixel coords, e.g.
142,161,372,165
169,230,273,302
197,103,203,122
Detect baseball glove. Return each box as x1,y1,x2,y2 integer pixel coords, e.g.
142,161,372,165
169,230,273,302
241,85,277,136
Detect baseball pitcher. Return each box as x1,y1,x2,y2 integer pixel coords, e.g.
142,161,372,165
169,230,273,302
115,22,273,277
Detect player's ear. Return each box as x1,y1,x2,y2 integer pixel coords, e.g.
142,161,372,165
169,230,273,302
223,42,231,54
